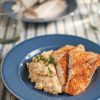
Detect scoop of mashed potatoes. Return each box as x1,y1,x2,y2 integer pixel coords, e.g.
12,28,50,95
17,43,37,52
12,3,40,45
27,51,62,94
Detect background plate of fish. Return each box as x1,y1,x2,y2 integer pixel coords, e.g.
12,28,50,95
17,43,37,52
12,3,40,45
1,34,100,100
1,0,77,23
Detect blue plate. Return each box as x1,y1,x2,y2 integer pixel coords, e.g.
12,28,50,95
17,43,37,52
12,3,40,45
1,0,77,23
1,34,100,100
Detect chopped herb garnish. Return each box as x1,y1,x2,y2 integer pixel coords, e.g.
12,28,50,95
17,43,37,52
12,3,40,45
36,55,40,61
36,55,43,61
35,54,55,65
48,67,53,75
49,56,55,64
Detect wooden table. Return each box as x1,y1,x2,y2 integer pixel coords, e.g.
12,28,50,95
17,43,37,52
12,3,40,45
0,1,100,100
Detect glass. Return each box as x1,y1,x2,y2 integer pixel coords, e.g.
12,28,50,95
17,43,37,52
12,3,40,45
0,0,24,44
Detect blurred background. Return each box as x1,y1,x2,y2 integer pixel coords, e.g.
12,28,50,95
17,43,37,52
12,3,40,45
0,0,100,99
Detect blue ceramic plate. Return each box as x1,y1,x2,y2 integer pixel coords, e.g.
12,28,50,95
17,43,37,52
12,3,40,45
1,34,100,100
1,0,77,23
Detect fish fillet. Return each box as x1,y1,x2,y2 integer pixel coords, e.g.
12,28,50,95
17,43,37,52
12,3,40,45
52,44,85,88
12,0,39,12
65,51,100,95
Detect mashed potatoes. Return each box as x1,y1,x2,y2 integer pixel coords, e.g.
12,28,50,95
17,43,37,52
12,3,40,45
27,51,62,94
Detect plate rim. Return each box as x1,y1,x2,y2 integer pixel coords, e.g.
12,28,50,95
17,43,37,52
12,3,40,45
1,34,100,100
2,0,77,23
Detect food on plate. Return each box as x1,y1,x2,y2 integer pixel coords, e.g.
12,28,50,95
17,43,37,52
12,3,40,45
12,0,47,12
27,44,100,95
65,51,100,95
52,45,74,88
52,45,85,88
27,51,62,94
12,0,67,19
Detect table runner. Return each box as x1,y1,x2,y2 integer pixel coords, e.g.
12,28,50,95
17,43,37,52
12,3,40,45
0,0,100,100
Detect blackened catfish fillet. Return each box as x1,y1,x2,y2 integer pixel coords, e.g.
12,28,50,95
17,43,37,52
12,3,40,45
52,44,85,88
65,51,100,95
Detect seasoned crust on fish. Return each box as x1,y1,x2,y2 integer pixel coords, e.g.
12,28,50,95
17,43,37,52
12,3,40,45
52,45,74,87
65,51,100,95
52,45,74,62
52,44,85,87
